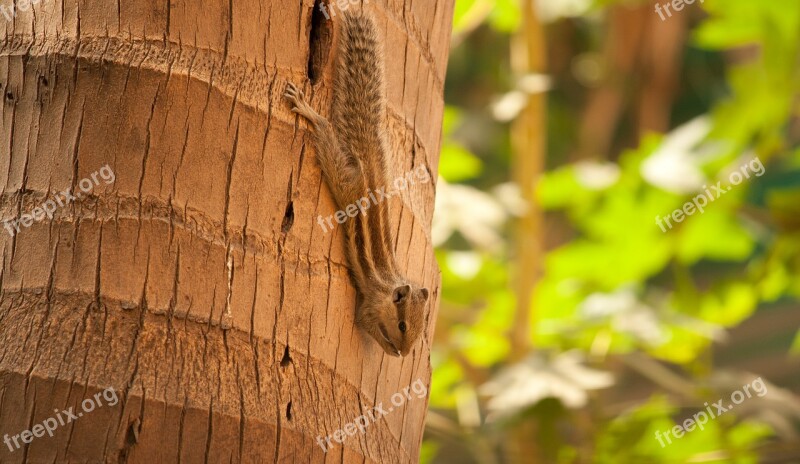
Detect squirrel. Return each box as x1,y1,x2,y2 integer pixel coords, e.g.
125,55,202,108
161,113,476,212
284,10,429,357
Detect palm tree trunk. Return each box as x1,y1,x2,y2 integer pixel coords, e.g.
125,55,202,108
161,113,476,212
0,0,453,462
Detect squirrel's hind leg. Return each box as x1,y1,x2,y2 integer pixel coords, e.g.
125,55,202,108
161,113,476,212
284,83,364,209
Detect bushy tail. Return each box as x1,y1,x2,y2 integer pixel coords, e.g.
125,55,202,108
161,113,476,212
332,11,385,147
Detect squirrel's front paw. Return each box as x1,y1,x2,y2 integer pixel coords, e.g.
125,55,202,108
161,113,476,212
284,82,303,106
284,83,316,119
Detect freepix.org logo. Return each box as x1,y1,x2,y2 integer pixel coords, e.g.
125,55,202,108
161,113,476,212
3,387,119,453
0,0,44,21
3,165,116,237
317,0,370,20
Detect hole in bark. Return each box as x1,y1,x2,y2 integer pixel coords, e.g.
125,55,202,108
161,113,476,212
118,419,141,460
280,345,292,367
281,201,295,234
5,92,13,101
39,76,49,87
286,401,293,420
126,418,141,445
307,0,333,84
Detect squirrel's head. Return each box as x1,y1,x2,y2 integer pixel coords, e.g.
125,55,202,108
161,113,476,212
358,283,429,357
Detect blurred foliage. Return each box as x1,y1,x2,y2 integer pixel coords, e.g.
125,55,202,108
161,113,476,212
427,0,800,462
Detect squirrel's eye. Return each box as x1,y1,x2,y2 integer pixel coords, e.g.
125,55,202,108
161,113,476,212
398,321,407,333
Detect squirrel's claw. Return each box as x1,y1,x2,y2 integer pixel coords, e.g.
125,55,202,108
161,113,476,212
284,83,320,125
284,83,305,102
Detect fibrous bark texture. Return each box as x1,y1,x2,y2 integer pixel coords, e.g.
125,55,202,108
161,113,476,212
0,0,453,462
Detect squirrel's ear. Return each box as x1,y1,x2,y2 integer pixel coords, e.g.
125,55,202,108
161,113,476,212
419,288,429,302
393,285,411,303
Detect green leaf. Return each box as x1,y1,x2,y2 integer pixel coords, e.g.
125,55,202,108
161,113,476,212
676,210,756,264
489,0,521,33
452,0,481,34
419,441,439,464
439,143,483,182
537,166,592,209
699,282,758,326
429,359,463,409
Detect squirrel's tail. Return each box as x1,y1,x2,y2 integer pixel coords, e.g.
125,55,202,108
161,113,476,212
333,11,385,129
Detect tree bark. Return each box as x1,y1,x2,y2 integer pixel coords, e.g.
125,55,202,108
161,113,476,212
0,0,453,462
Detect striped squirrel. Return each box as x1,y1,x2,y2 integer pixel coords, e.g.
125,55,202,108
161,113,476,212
285,11,429,357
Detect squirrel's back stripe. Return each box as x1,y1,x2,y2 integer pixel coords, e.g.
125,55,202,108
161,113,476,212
332,11,399,287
